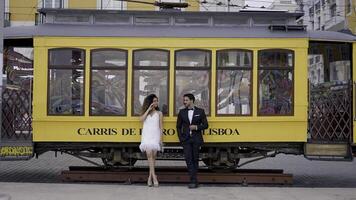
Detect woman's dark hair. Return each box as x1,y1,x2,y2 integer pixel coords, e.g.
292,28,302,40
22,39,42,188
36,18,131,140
183,93,195,103
141,94,160,115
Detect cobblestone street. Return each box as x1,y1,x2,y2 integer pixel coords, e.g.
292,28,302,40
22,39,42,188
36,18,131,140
1,152,356,187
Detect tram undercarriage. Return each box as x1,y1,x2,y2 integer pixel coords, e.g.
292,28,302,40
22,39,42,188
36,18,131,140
33,142,304,168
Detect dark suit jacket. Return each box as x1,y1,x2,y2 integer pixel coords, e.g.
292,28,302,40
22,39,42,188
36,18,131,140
176,106,208,144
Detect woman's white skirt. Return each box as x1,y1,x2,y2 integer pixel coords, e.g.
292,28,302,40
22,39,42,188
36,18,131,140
139,127,161,152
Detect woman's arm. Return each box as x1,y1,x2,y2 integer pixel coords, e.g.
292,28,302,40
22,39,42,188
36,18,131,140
139,104,153,122
159,111,163,142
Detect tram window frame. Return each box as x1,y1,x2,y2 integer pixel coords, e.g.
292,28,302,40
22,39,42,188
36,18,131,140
90,48,128,116
257,49,294,116
47,48,85,116
174,49,212,116
216,49,253,116
132,49,170,116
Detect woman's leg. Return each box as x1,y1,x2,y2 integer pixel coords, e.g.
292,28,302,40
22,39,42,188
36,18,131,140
152,150,159,186
146,150,153,185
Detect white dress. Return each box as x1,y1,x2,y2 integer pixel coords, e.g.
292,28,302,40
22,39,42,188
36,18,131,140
139,111,162,152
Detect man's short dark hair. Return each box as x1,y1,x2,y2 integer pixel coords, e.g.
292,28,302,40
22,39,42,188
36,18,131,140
183,93,195,103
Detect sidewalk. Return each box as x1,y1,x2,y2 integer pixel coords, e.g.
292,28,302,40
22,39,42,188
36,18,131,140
1,182,356,200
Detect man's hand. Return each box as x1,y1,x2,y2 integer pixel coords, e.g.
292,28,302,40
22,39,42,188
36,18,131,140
189,125,197,131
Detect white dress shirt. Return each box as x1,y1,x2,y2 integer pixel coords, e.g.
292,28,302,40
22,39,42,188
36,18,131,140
188,108,194,135
188,109,194,124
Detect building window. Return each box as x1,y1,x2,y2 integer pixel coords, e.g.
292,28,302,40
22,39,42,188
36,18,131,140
133,49,169,116
216,49,252,115
90,49,127,116
315,2,321,12
317,16,321,30
258,49,294,116
155,0,185,11
199,0,241,12
175,49,211,114
48,48,85,115
98,0,127,10
330,3,336,17
309,6,314,17
346,0,351,14
43,0,63,8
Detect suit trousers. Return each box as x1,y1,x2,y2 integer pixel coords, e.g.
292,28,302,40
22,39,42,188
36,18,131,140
182,137,201,183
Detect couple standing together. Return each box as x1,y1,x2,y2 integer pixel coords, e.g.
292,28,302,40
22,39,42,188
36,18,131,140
139,93,208,189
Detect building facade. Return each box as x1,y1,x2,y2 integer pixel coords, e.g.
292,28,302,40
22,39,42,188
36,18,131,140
4,0,247,27
268,0,298,12
297,0,356,34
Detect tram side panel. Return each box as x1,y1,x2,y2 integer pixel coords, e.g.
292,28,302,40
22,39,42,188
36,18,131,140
32,37,309,144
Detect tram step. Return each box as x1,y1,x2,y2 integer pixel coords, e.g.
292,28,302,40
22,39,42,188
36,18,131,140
304,143,352,161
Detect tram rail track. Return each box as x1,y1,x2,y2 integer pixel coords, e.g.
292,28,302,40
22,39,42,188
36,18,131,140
61,166,293,185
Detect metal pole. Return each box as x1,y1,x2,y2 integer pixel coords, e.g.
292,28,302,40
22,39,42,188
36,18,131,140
0,0,4,87
0,0,4,142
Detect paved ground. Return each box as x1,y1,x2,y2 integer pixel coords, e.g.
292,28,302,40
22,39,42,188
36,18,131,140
1,183,356,200
1,152,356,187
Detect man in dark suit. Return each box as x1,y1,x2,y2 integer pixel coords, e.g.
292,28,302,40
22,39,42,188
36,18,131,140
176,93,208,188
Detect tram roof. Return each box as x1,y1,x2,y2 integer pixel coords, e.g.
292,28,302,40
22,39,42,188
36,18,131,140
4,24,355,42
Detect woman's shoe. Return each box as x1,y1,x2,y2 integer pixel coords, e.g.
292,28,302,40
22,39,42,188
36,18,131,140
153,176,159,187
147,177,153,187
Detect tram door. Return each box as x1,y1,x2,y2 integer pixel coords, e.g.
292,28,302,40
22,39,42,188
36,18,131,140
306,42,353,160
0,45,34,160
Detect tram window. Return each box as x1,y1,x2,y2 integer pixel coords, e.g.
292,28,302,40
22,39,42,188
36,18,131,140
134,50,169,67
49,49,84,67
259,50,293,68
309,42,351,84
175,49,211,115
258,49,294,116
133,49,169,116
48,48,85,116
216,50,252,115
4,47,34,89
90,49,127,116
176,50,211,67
92,50,127,67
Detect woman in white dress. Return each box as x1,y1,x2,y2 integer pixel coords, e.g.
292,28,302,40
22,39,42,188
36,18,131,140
139,94,163,187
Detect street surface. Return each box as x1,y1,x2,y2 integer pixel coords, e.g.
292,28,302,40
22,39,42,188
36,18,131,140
1,152,356,199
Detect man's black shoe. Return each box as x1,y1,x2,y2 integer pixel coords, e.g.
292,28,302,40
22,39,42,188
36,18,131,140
188,183,198,189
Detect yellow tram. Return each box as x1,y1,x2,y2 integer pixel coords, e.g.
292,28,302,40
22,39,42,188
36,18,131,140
1,8,355,168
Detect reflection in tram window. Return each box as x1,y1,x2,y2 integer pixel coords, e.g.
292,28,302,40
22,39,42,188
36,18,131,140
216,50,252,115
175,49,211,114
92,50,127,67
258,50,294,115
4,47,34,89
259,50,293,68
49,49,84,67
134,50,169,67
48,49,85,115
90,49,127,116
308,43,351,85
133,50,169,116
176,50,210,67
